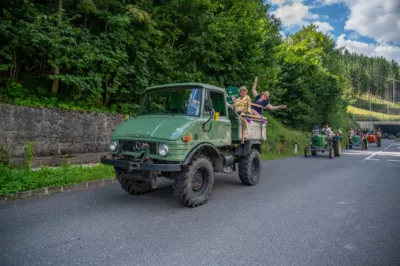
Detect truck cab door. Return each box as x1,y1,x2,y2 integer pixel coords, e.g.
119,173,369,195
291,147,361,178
203,89,231,146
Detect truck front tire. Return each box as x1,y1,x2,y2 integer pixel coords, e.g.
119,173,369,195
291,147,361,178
238,148,261,186
173,156,214,208
116,168,157,195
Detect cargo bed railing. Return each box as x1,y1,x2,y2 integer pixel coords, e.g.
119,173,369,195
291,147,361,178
233,99,268,120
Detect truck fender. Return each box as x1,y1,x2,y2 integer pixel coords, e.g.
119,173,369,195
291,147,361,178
234,140,261,158
182,143,223,172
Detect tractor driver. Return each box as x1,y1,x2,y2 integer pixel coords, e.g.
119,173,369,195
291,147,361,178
321,123,333,138
362,128,369,138
311,125,319,145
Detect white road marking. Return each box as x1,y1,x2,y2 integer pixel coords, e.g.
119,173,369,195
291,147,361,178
341,152,371,155
362,150,382,162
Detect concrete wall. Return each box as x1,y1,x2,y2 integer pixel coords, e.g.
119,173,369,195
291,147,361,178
0,104,125,167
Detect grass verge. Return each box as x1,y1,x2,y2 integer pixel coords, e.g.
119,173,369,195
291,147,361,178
0,164,114,196
261,116,309,160
348,95,400,110
348,105,400,121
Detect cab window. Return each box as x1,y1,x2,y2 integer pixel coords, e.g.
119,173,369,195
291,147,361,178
206,90,226,117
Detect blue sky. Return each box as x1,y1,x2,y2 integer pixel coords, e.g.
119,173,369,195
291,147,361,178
267,0,400,63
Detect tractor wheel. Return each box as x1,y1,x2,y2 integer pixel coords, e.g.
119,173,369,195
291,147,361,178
329,146,334,159
238,148,262,186
173,156,214,208
116,168,157,195
334,141,341,157
311,150,317,156
304,147,309,157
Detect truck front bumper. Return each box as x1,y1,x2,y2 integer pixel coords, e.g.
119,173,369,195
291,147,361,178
100,155,182,172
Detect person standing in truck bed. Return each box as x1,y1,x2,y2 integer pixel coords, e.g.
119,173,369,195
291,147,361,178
250,76,287,116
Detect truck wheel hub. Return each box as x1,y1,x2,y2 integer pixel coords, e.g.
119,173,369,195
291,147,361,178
192,168,207,193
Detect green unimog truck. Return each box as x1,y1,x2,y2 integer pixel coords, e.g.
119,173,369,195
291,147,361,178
100,83,267,208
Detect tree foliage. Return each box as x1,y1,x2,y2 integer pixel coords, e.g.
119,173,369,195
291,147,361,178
0,0,399,129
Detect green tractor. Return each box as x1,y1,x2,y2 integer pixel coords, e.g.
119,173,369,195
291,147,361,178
346,134,368,150
100,83,268,208
304,133,340,159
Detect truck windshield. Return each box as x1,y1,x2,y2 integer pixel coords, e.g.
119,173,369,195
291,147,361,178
138,87,202,116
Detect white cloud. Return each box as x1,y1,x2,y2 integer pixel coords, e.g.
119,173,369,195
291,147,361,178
271,3,319,27
344,0,400,45
318,0,400,45
316,0,350,5
312,21,335,33
269,0,304,5
336,34,400,63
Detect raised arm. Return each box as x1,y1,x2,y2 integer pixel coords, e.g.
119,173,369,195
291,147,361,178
252,76,259,98
265,103,287,111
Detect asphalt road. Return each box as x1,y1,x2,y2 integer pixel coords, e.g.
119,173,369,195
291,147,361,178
1,139,400,266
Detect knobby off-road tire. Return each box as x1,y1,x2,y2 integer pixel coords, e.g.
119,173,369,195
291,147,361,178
116,168,157,195
238,148,262,186
173,156,214,208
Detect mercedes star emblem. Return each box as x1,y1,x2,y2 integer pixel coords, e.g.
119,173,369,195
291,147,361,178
132,141,141,152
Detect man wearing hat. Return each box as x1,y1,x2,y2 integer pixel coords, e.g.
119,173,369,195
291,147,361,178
311,125,320,145
230,86,252,115
251,76,287,116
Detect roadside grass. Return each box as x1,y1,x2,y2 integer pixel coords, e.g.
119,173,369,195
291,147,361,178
261,116,309,160
0,163,114,196
347,105,400,121
348,95,400,110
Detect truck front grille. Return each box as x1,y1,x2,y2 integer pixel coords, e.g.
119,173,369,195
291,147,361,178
120,141,157,154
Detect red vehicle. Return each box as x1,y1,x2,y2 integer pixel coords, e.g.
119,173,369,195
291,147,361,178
364,129,381,147
368,134,376,143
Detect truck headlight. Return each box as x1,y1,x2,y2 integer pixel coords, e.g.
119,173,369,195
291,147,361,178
110,141,118,152
158,144,169,157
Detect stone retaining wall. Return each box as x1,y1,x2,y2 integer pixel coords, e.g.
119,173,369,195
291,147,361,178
0,104,125,166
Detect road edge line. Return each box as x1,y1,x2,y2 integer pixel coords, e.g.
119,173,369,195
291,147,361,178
0,177,117,203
